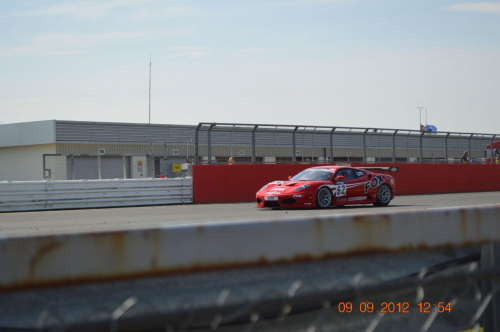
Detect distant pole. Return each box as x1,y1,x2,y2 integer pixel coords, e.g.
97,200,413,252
149,52,152,124
417,106,424,129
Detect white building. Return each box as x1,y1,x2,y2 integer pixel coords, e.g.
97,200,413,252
0,120,196,181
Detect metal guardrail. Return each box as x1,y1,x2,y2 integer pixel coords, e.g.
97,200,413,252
0,205,499,331
0,178,193,212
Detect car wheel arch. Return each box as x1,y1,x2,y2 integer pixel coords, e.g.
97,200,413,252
373,184,392,207
315,186,333,209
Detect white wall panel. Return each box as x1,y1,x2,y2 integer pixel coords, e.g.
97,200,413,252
0,144,56,181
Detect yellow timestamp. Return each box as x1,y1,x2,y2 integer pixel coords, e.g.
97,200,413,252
337,301,452,314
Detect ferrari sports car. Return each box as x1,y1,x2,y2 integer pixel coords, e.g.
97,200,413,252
256,165,397,209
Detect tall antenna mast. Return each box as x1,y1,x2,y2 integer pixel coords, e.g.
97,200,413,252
148,52,152,124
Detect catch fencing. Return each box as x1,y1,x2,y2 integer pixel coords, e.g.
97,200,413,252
0,205,498,331
194,123,500,164
0,178,192,212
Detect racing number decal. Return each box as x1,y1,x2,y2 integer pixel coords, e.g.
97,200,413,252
364,174,385,194
336,184,347,197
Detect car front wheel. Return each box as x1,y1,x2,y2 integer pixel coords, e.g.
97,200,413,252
374,184,392,207
316,187,332,209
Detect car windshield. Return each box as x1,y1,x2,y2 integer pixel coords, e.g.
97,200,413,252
290,169,333,181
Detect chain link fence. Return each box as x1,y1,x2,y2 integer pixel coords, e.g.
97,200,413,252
2,246,498,332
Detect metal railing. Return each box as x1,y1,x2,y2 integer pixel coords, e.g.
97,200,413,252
194,123,500,164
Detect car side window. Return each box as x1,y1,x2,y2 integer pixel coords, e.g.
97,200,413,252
338,169,355,180
354,171,365,178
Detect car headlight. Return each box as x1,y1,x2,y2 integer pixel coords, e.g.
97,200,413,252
294,184,310,191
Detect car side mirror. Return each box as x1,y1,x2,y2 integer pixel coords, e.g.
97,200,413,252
288,175,292,180
334,175,345,182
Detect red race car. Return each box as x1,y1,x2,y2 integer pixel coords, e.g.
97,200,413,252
256,165,397,209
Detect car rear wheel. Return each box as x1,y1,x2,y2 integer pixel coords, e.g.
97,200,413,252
374,184,392,207
316,187,332,209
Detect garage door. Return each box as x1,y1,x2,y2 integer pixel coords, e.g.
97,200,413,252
67,156,127,180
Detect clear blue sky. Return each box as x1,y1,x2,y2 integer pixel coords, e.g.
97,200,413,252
1,0,499,134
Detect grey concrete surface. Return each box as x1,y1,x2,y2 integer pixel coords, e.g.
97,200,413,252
1,191,500,238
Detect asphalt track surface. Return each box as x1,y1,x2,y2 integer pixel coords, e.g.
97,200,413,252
1,191,500,238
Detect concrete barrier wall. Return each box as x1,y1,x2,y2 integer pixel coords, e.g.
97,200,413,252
2,204,499,290
192,163,500,204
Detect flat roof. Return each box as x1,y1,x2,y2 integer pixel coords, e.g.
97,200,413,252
0,120,56,148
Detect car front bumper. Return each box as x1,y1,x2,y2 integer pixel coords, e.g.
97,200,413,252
256,192,315,208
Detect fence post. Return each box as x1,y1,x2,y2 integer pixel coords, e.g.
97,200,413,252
251,125,258,163
330,128,335,163
392,130,398,163
292,127,298,163
207,123,215,164
481,243,500,332
445,133,450,163
468,134,473,162
419,131,425,162
362,129,368,162
195,123,202,164
490,135,496,164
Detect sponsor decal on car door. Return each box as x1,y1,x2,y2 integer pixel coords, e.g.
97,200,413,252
364,174,385,194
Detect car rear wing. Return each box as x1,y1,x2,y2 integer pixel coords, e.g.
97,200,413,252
359,166,399,173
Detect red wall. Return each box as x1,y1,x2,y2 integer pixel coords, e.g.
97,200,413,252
192,164,314,204
192,163,500,204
